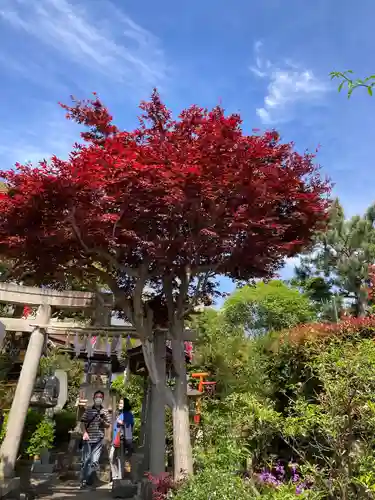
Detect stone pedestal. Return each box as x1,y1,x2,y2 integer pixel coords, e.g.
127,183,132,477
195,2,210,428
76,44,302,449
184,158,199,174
30,449,54,475
111,479,138,499
0,477,20,499
30,463,54,474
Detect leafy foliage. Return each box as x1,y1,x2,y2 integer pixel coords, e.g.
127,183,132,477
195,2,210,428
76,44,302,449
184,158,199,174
183,292,375,498
26,417,55,457
330,70,375,97
144,472,178,500
0,92,330,288
111,373,144,442
172,468,254,500
296,198,375,317
189,308,269,397
53,409,77,446
0,409,44,458
223,280,315,335
279,337,375,498
278,315,375,345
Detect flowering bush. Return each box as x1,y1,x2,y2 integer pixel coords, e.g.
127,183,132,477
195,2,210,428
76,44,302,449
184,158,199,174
254,462,313,496
172,468,254,500
144,472,177,500
277,315,375,346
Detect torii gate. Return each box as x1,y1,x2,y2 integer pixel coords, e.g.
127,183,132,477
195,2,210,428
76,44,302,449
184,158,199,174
0,283,195,487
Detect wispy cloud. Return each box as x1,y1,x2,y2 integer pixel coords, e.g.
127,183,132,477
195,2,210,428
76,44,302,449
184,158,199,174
0,103,81,166
251,41,330,125
0,0,168,93
0,0,170,168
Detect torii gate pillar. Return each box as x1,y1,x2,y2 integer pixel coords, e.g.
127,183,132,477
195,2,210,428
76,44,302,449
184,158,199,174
0,305,51,479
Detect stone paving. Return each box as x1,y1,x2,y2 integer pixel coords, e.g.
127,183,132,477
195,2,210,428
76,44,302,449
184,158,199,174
28,478,113,500
35,481,112,499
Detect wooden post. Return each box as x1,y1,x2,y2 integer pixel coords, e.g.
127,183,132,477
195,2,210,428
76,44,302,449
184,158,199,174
139,378,150,448
149,331,166,476
0,304,51,479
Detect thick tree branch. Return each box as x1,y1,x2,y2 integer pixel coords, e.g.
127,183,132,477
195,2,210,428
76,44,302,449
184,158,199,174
70,208,139,278
177,265,191,319
0,267,33,284
163,275,175,326
88,263,134,324
142,340,175,408
132,263,151,339
182,265,218,318
112,208,126,238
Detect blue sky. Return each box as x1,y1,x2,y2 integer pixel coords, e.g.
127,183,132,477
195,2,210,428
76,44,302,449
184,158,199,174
0,0,374,303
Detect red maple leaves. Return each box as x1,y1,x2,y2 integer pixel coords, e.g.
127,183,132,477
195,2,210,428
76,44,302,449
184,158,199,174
0,90,331,286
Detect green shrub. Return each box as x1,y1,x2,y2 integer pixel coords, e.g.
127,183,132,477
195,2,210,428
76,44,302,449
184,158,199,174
277,337,375,498
53,409,76,446
26,417,55,457
194,393,281,472
172,469,254,500
111,373,144,441
0,409,45,458
223,280,316,334
0,411,8,443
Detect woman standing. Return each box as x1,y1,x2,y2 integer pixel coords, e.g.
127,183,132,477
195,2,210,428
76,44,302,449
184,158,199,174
109,397,134,481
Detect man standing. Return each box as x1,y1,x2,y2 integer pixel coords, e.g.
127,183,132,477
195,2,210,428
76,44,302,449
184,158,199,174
80,390,111,489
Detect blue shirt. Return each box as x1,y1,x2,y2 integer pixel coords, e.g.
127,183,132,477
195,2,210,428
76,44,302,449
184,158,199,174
112,411,134,441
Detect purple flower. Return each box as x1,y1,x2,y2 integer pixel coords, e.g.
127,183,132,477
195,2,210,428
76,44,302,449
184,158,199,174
275,462,285,479
292,472,300,483
289,462,298,474
258,470,282,487
296,482,306,495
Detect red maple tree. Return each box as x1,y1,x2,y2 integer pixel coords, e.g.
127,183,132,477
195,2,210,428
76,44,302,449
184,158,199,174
0,90,330,476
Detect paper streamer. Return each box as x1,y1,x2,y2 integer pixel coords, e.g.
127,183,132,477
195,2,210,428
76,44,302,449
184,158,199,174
116,335,122,359
105,334,111,357
91,334,98,356
0,322,6,351
86,334,93,358
74,333,81,357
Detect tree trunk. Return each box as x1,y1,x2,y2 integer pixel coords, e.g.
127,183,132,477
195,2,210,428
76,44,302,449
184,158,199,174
171,337,193,480
355,289,367,318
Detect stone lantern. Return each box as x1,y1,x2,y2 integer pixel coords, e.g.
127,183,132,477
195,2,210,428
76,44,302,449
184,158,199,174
30,375,60,409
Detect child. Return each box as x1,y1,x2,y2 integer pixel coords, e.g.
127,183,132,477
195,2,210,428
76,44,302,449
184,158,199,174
109,397,134,480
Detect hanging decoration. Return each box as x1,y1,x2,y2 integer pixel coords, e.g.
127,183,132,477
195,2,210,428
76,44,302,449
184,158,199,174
124,335,132,383
0,321,6,351
105,333,111,357
74,332,81,357
92,334,98,351
86,333,93,358
185,341,194,362
111,334,118,357
116,334,122,360
22,305,32,319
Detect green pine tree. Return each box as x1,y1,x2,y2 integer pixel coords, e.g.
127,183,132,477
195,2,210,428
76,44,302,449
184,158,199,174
296,199,375,317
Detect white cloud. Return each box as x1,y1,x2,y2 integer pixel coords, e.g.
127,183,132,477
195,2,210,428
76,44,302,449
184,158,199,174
251,41,329,125
0,103,81,166
0,0,170,167
0,0,168,92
